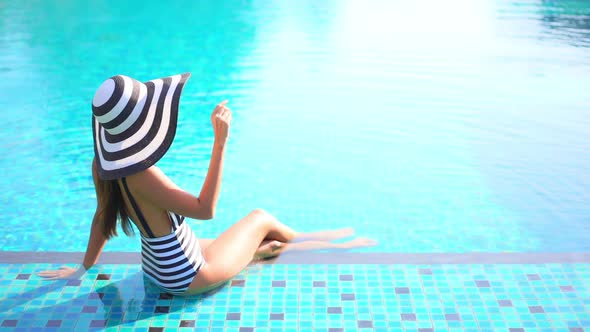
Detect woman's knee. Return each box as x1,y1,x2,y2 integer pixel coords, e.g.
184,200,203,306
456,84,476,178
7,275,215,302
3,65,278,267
249,208,275,223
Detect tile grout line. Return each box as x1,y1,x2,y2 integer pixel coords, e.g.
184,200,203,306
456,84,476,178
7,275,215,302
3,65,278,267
1,251,589,264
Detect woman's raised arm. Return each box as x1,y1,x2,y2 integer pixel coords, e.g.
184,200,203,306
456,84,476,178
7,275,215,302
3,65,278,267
129,101,232,220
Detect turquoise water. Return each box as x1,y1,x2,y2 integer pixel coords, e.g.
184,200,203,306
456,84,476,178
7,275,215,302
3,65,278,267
0,0,589,252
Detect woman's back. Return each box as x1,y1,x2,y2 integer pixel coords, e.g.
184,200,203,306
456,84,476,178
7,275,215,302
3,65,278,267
117,171,177,237
119,173,205,294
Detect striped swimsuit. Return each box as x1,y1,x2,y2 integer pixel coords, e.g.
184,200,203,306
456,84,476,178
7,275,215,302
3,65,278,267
121,178,205,294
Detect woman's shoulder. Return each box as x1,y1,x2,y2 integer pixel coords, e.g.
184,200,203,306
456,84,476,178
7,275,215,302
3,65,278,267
124,166,205,219
125,166,182,194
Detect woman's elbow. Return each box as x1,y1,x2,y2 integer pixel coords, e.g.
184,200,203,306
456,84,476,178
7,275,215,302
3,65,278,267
191,198,214,220
197,203,215,220
202,209,214,220
189,209,214,220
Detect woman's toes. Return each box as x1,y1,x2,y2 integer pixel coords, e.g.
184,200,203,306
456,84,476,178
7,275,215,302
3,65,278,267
270,241,283,251
345,238,378,248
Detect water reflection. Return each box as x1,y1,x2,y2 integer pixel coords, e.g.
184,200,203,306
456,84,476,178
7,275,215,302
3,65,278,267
0,270,218,330
540,0,590,47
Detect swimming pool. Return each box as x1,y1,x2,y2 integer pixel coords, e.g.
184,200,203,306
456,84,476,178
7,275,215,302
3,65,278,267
0,0,589,331
1,0,589,253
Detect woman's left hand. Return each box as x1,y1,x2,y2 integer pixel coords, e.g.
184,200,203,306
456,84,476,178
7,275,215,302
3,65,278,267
37,266,87,280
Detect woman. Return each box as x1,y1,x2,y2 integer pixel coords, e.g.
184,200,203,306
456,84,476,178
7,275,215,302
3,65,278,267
38,73,376,295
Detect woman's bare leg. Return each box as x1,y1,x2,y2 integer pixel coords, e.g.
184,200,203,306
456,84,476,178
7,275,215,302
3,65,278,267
294,228,355,242
198,239,213,250
187,209,297,292
198,227,357,260
254,238,378,259
199,238,287,260
188,209,374,294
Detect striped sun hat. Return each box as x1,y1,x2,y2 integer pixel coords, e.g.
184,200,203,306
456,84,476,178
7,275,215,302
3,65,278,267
92,73,191,180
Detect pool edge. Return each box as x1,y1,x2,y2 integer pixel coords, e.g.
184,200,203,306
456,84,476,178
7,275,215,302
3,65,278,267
1,251,589,264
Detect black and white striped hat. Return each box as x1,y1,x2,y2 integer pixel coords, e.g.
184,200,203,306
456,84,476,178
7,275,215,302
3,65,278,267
92,73,191,180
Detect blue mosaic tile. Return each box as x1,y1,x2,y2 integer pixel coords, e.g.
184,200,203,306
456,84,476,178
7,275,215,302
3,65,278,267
0,263,589,331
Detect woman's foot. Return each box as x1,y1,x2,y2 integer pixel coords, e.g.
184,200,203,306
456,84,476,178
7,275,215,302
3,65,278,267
254,240,285,260
255,237,378,257
341,238,378,249
295,227,355,242
252,236,378,262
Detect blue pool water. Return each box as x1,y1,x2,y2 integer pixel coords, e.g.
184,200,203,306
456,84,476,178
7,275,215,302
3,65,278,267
0,2,589,332
0,0,589,253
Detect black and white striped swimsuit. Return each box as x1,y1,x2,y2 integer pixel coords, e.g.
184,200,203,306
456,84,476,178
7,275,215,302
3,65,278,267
121,178,205,294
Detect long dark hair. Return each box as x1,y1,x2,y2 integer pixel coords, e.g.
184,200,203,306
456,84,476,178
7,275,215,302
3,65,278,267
93,164,134,239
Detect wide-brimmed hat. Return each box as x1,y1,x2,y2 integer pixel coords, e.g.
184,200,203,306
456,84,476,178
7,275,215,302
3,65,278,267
92,73,191,180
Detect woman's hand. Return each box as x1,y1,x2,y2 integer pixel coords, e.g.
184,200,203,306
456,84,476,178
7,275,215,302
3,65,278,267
37,266,87,280
211,100,232,146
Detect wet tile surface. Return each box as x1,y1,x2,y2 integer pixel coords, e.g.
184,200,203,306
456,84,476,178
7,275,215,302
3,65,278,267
0,262,588,331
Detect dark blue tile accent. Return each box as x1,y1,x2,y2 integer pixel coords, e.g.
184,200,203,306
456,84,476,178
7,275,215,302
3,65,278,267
401,313,416,321
445,313,461,321
154,306,169,313
66,279,81,286
46,320,61,327
1,320,17,327
159,293,173,299
395,287,410,294
239,328,254,332
226,313,241,320
269,313,284,320
339,274,353,281
82,306,97,313
357,320,373,328
529,306,545,313
527,274,541,281
341,293,355,301
272,280,286,287
560,285,575,292
231,280,245,287
96,274,111,280
498,299,513,307
16,273,30,280
327,307,342,314
509,328,525,332
313,281,326,287
180,320,195,327
475,280,491,287
89,320,106,328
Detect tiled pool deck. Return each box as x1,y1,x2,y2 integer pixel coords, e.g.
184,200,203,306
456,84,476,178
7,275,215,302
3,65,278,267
0,252,588,332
